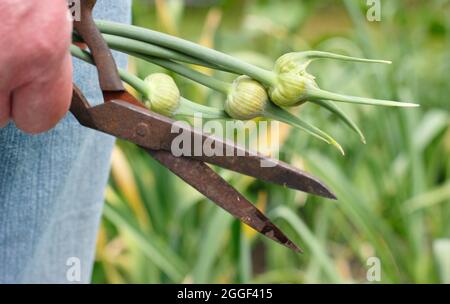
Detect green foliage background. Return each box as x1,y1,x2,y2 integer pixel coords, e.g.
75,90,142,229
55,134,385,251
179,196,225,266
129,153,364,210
92,0,450,283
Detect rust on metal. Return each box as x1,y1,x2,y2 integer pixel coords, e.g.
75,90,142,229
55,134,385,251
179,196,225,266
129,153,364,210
76,98,336,199
146,148,301,252
73,0,124,92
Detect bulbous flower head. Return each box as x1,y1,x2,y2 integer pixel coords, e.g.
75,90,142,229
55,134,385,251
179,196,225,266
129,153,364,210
270,51,393,107
225,76,269,120
274,52,311,74
269,72,318,107
144,73,180,117
275,51,392,75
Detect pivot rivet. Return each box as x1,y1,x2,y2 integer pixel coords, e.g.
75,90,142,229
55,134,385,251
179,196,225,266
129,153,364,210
136,123,149,137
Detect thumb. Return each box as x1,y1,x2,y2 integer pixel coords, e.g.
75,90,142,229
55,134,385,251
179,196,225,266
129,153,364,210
0,90,11,128
11,53,73,134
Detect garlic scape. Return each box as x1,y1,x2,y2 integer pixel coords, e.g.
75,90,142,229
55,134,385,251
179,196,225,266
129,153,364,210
71,44,339,151
269,72,319,107
224,76,345,154
311,99,366,144
269,71,419,108
274,51,391,74
110,42,345,153
130,51,344,152
225,76,268,120
72,32,234,73
70,45,228,120
269,51,418,108
91,24,417,142
143,73,180,116
264,102,345,155
95,20,275,84
74,22,420,152
94,21,417,107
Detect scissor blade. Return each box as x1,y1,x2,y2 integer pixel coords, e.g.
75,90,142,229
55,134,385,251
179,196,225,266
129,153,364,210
144,148,302,252
83,100,336,199
191,155,336,200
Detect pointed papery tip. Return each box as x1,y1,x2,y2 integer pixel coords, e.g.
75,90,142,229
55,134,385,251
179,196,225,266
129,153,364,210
359,134,367,144
368,59,392,64
402,102,420,108
333,142,345,156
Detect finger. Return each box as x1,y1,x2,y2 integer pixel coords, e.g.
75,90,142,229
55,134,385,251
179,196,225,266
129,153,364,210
0,91,11,128
11,53,72,134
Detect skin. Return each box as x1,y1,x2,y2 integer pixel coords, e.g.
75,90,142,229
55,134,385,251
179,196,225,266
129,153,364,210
0,0,72,134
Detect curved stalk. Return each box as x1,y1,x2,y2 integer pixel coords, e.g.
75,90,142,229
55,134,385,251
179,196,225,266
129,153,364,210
70,45,148,94
70,45,229,119
290,51,392,65
310,99,366,143
264,102,345,155
73,32,236,73
128,51,232,94
71,45,343,154
309,87,419,108
95,20,277,86
176,97,229,119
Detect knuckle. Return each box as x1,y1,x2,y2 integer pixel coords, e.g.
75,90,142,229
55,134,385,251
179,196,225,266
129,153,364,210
27,5,72,62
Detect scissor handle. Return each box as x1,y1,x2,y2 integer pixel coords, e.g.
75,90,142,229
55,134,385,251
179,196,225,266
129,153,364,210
73,0,124,92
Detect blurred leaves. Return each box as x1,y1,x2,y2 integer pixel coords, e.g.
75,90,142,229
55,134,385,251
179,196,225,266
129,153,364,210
433,239,450,283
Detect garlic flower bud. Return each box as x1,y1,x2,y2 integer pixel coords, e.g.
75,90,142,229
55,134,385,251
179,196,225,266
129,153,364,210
274,51,391,74
274,52,311,74
225,76,269,120
269,72,318,107
144,73,180,117
269,51,417,108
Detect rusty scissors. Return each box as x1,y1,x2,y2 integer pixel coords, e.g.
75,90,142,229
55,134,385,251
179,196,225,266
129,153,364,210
70,0,336,252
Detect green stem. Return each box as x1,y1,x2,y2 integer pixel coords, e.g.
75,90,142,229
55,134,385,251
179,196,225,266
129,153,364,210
73,32,235,73
264,102,345,155
177,97,229,119
70,44,148,96
129,51,232,94
70,45,229,120
291,51,391,65
73,32,232,92
117,67,149,96
95,20,277,86
309,87,419,108
310,99,366,143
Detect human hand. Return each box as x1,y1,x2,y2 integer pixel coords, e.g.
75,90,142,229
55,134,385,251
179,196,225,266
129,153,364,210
0,0,73,134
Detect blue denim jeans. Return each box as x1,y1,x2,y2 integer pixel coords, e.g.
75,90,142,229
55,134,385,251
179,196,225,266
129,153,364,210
0,1,131,283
